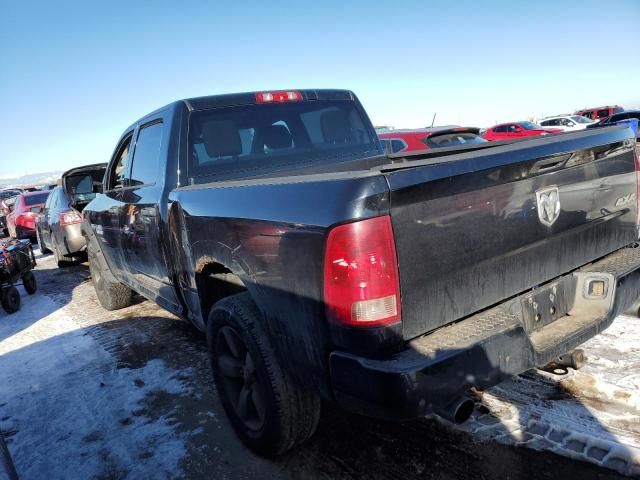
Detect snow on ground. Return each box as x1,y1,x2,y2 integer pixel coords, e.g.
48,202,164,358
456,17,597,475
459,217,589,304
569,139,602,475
2,248,640,478
0,287,191,479
458,315,640,477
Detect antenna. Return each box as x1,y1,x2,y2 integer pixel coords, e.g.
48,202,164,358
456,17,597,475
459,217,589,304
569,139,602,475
430,113,436,128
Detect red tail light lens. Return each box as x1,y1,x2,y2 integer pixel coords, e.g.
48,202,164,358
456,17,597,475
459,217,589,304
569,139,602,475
324,215,401,327
60,210,82,226
255,91,302,104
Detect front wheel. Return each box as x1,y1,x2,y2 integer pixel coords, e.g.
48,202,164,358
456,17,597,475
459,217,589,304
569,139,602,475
22,271,37,295
1,286,20,314
207,293,321,456
36,228,50,254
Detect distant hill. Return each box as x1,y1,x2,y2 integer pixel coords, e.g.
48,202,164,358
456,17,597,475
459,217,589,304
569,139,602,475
0,171,63,189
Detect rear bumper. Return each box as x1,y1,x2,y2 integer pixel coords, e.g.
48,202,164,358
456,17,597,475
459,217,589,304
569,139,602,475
59,224,86,255
330,244,640,420
14,225,36,239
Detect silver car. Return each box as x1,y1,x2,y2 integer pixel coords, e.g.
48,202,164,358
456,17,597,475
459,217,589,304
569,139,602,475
35,163,107,267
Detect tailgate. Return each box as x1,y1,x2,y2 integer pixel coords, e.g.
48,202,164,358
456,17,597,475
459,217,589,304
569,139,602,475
384,127,638,340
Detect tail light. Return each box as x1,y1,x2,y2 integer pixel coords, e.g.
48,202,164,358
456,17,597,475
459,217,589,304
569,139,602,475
60,210,82,226
324,215,401,327
255,91,302,104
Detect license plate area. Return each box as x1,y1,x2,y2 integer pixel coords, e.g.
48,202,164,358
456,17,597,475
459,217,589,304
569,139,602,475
521,281,569,332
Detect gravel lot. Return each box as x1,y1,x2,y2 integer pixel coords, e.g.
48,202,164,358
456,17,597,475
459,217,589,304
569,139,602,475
0,244,638,479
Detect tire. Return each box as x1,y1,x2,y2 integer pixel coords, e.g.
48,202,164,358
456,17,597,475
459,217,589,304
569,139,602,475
52,239,75,268
36,228,50,254
22,271,37,295
207,293,321,456
1,286,20,314
88,243,133,310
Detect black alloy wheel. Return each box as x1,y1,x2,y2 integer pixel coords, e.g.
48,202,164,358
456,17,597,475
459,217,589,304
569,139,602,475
215,325,266,431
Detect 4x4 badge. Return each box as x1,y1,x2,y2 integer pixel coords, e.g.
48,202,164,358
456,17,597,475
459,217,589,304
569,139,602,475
536,186,560,227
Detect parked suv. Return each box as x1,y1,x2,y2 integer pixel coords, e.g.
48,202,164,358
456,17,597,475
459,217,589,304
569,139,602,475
538,115,595,131
575,106,624,121
586,110,640,137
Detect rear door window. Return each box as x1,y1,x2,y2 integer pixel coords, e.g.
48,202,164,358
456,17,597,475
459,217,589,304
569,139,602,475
130,122,163,186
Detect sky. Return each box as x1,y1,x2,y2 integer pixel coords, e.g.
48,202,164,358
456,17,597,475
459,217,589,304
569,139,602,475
1,0,639,177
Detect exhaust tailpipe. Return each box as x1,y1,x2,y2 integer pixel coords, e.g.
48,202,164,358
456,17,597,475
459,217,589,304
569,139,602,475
433,397,475,424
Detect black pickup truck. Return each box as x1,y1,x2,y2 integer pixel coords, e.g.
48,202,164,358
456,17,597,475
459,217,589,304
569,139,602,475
83,89,640,455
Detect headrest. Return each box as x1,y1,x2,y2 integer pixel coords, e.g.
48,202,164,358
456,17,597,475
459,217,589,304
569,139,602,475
264,124,292,150
202,120,242,157
321,110,352,143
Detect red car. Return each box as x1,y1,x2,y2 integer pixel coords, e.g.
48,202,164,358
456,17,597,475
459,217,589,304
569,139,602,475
6,191,50,239
481,121,562,141
575,105,624,122
378,127,486,154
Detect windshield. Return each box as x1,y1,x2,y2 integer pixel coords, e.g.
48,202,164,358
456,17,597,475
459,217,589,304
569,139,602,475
571,115,592,124
24,192,49,206
189,100,379,180
519,121,542,130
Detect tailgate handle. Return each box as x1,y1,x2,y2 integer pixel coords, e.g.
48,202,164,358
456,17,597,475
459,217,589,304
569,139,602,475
531,154,570,173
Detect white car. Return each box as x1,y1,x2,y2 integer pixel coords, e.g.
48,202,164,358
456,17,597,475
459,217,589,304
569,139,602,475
538,115,596,131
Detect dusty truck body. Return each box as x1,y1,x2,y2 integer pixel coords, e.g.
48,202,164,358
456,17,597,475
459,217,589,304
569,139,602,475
82,89,640,455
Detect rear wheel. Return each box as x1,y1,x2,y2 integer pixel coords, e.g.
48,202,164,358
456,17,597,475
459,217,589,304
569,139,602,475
22,271,37,295
207,293,321,456
88,243,133,310
1,286,20,314
52,239,75,268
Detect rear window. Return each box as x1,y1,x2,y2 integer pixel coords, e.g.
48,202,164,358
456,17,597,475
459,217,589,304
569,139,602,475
0,190,21,201
24,192,49,206
422,132,487,148
188,100,379,179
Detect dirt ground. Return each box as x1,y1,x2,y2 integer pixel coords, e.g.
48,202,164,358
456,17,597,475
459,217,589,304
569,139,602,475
0,246,636,479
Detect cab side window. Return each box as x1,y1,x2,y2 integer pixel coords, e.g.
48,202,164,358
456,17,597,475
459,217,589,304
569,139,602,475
129,122,163,186
106,134,133,191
